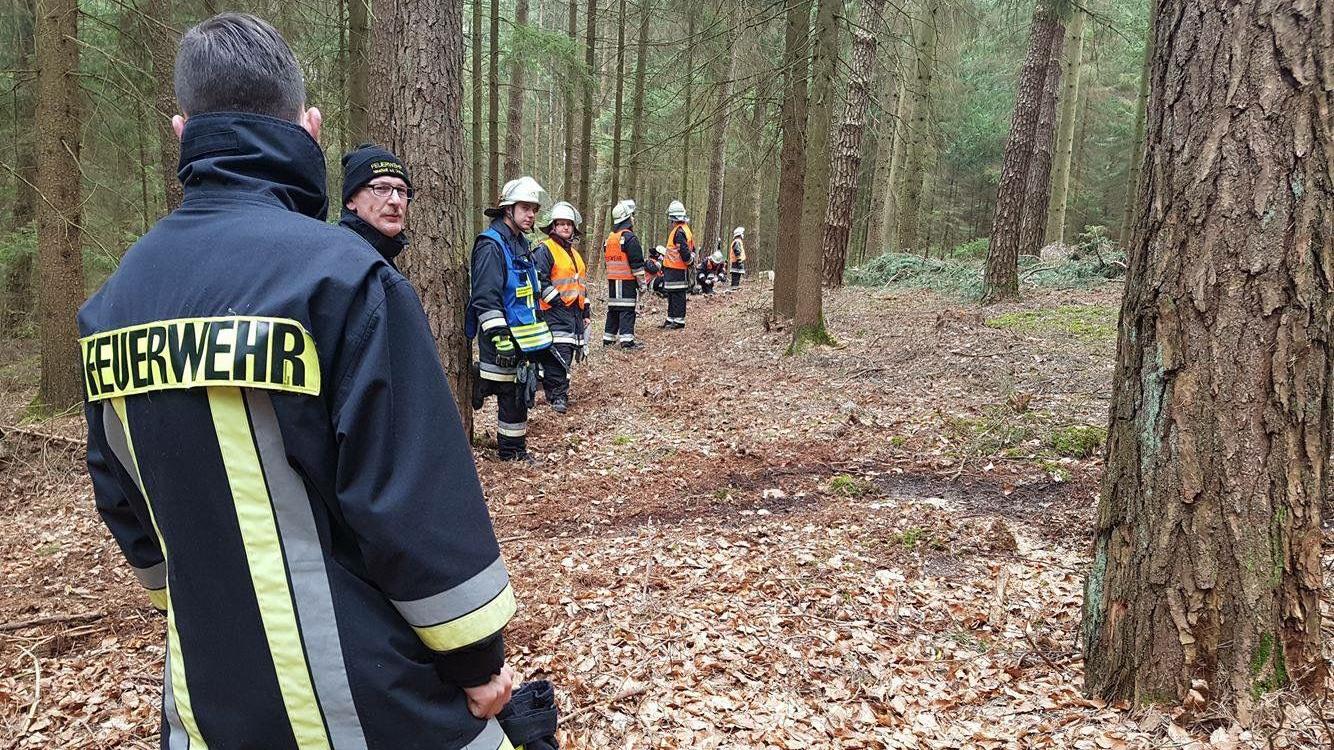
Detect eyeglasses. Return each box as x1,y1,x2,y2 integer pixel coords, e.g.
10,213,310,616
365,183,414,202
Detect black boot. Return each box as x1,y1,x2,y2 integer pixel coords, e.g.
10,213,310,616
470,362,485,409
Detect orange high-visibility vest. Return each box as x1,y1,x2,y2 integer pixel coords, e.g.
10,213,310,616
605,229,635,280
730,237,746,264
664,222,694,270
540,237,587,311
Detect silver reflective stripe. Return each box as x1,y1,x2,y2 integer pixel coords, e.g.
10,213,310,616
245,391,370,750
103,403,146,496
606,299,636,308
480,362,516,376
463,718,509,750
133,561,167,591
497,420,528,438
549,275,577,285
663,282,688,290
390,557,510,628
478,310,505,324
163,649,189,750
552,334,581,345
542,287,560,302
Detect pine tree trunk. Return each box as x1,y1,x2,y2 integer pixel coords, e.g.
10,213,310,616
563,0,578,199
348,0,370,143
1117,8,1152,248
702,7,740,257
34,0,84,410
627,0,650,198
895,0,938,256
1081,0,1331,715
608,0,626,204
143,0,182,215
370,0,475,434
1045,8,1084,246
487,0,500,199
883,77,910,250
1017,25,1064,258
680,11,695,205
577,0,596,235
981,0,1059,303
504,0,528,177
791,0,838,342
865,33,902,260
772,0,811,318
821,0,886,288
471,0,485,229
3,0,36,329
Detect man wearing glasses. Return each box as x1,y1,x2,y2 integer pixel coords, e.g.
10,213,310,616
341,143,413,268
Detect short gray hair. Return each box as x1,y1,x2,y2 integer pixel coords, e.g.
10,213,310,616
174,13,305,121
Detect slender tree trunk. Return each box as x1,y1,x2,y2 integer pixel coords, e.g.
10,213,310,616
563,0,578,199
981,0,1059,303
33,0,84,410
2,0,36,330
608,0,627,203
370,0,475,433
703,5,740,256
1081,0,1331,715
883,77,910,250
1045,8,1084,245
577,0,596,234
772,0,812,318
488,0,500,197
472,0,485,229
791,0,838,345
1017,24,1064,257
865,32,902,260
895,0,938,255
680,10,695,205
627,0,650,198
821,0,886,288
504,0,529,177
143,0,182,214
1117,9,1152,248
348,0,370,143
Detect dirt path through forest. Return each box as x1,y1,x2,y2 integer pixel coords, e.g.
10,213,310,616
1,281,1330,748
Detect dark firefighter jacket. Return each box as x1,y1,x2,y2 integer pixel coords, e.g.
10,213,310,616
466,219,553,355
77,112,516,750
339,208,409,269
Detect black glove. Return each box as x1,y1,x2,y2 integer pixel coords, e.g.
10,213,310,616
488,329,518,369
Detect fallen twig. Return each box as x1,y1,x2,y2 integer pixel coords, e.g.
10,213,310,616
0,611,106,632
0,424,85,448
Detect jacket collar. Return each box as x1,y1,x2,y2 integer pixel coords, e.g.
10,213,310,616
339,209,409,264
489,218,531,253
177,112,328,220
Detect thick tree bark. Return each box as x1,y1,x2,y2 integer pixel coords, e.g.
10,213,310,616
1045,8,1084,246
348,0,370,143
143,0,182,214
1081,0,1331,716
981,0,1059,303
608,0,626,203
791,0,838,342
504,0,528,177
895,0,938,255
563,0,578,199
471,0,485,229
821,0,886,288
34,0,85,410
1117,9,1152,248
577,0,596,235
370,0,475,434
772,0,811,318
702,5,740,256
1017,25,1064,258
626,0,650,198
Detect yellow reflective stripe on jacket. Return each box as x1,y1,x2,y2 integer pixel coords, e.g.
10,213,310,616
510,322,552,351
411,584,518,652
81,316,321,402
209,387,331,749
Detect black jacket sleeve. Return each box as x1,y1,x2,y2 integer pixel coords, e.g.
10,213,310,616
469,237,509,337
333,273,512,685
675,227,695,265
623,231,646,276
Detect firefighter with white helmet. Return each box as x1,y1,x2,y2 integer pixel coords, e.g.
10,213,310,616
603,198,647,349
661,200,695,328
467,176,553,461
532,200,589,413
729,226,747,288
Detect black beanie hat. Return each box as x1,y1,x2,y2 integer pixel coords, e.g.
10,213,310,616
341,143,412,205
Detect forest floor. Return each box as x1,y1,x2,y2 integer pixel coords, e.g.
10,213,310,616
1,279,1332,749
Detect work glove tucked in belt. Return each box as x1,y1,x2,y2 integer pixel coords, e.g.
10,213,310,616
489,329,518,369
498,680,559,750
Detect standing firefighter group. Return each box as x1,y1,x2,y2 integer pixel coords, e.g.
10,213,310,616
466,178,747,462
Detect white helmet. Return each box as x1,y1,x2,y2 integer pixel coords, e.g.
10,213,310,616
711,250,724,264
666,200,688,221
733,226,745,237
485,176,547,217
611,199,636,225
541,201,582,236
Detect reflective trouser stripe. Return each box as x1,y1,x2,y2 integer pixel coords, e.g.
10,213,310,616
497,420,528,437
245,391,370,749
208,387,332,749
105,400,207,750
467,718,515,750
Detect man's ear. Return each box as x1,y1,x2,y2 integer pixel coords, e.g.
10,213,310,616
301,107,323,142
345,199,357,212
172,114,187,141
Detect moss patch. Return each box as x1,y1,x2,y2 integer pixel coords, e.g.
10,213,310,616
1047,425,1108,458
986,304,1118,345
827,474,873,497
